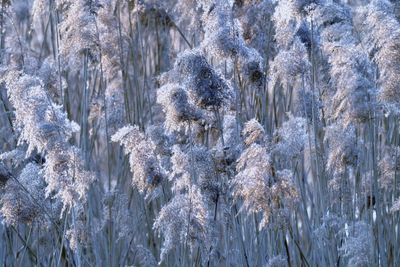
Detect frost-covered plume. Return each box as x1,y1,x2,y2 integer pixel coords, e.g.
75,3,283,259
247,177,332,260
193,146,219,201
146,125,170,151
324,123,358,194
1,72,95,213
269,169,299,227
233,143,298,229
314,212,344,244
157,50,231,138
111,125,163,197
153,186,210,263
199,0,240,59
390,198,400,213
0,163,59,226
387,147,400,211
37,58,65,102
315,2,374,124
168,145,192,193
44,146,94,213
170,50,231,109
0,148,37,169
145,125,172,172
200,1,264,85
57,0,98,69
97,0,123,80
169,145,218,202
325,123,358,175
220,113,241,148
270,1,315,121
242,118,265,146
233,0,274,55
272,0,314,48
339,221,373,266
65,204,90,251
232,119,298,229
272,115,308,160
97,0,126,133
4,74,77,155
269,37,311,92
156,84,203,133
213,113,242,168
355,0,400,112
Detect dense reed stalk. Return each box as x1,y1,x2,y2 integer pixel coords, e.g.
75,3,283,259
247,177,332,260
0,0,399,266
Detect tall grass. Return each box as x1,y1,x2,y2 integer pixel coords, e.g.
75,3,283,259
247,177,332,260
0,0,400,266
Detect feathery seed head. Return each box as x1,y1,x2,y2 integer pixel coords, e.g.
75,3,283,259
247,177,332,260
242,118,265,146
